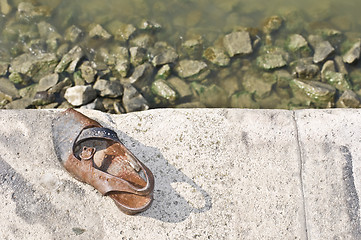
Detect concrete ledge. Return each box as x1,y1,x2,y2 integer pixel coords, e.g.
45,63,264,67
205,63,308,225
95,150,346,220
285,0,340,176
0,108,360,239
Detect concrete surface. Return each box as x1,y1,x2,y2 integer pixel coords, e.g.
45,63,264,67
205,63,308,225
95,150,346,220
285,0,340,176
0,108,360,239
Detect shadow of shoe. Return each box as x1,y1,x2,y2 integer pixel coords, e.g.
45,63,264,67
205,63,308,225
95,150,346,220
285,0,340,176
113,131,213,223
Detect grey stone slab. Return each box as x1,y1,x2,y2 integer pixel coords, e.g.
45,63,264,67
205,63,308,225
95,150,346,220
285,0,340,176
0,109,306,239
295,109,361,239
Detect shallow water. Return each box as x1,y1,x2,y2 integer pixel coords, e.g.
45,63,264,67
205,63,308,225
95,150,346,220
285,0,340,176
2,0,361,110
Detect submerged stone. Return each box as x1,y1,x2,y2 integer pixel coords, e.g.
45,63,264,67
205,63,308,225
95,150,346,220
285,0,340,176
242,71,277,98
230,91,260,108
175,60,209,80
129,33,155,48
343,40,361,64
203,47,230,67
64,85,97,106
5,98,32,109
106,20,136,42
150,42,178,67
290,79,336,105
89,24,112,40
167,77,192,98
156,64,171,80
313,41,334,63
151,79,178,102
336,90,361,108
17,2,50,21
291,59,319,79
256,54,287,70
0,77,20,101
191,83,228,107
64,25,83,43
263,15,283,34
181,38,203,59
0,61,9,76
0,0,11,15
129,47,147,66
223,31,252,57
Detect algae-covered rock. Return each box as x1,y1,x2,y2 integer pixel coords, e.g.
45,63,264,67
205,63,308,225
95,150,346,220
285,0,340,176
336,90,361,108
175,60,209,81
10,52,58,82
223,31,252,57
230,91,260,108
151,79,178,102
203,47,230,67
9,72,29,85
323,71,351,91
64,85,97,106
290,79,336,106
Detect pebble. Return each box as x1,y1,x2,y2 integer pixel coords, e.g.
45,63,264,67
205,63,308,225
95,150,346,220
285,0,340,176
64,85,97,106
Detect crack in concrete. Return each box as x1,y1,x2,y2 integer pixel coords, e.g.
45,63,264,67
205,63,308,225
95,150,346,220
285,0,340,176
292,111,309,240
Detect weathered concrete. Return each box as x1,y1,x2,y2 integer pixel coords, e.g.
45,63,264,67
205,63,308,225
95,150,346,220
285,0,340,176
0,108,360,239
